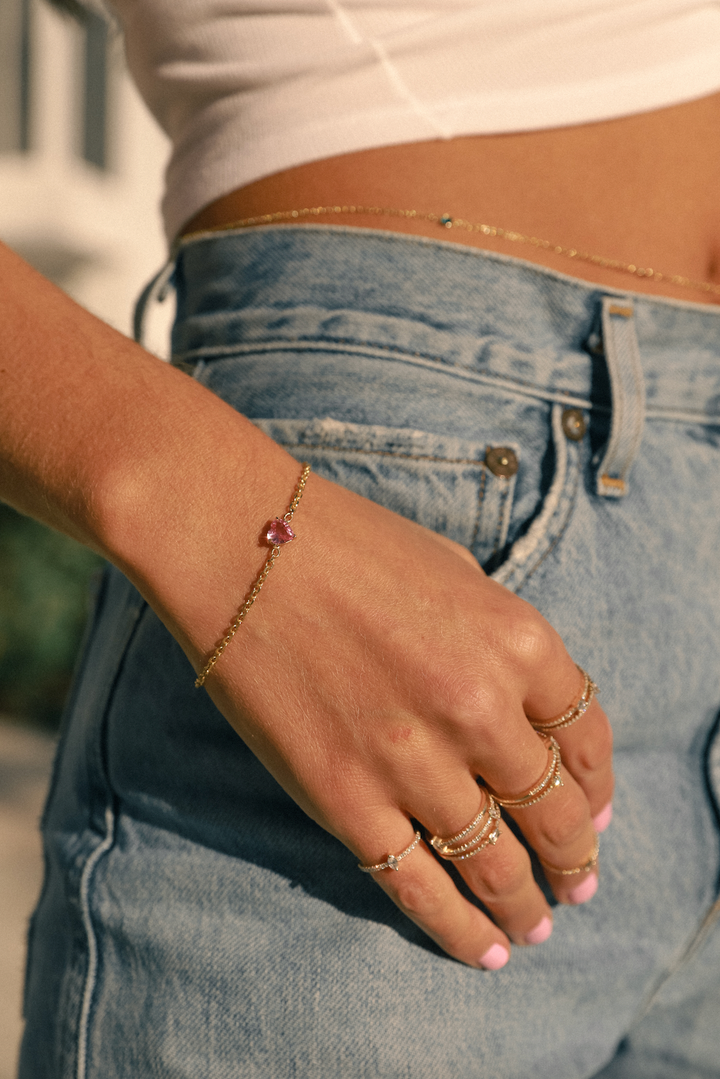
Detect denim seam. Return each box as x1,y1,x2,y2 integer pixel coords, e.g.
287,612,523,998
623,903,720,1033
174,336,561,397
22,576,111,1027
643,406,720,424
177,342,720,425
495,402,568,579
179,338,607,414
492,404,579,592
75,805,115,1079
175,224,720,320
177,338,720,427
470,465,487,552
62,574,146,1079
266,442,489,465
517,459,580,592
627,333,646,476
492,478,510,558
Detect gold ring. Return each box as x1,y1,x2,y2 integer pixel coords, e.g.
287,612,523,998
530,666,598,732
540,837,600,876
487,733,563,809
358,831,422,873
428,792,502,861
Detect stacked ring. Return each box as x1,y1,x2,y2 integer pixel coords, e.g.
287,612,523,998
487,733,563,809
429,793,502,861
530,666,598,732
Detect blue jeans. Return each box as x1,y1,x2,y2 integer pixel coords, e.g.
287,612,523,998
21,227,720,1078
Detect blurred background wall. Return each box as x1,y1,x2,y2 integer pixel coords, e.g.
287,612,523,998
1,3,170,1074
0,0,171,732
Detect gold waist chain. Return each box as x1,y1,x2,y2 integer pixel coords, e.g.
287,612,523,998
182,204,720,300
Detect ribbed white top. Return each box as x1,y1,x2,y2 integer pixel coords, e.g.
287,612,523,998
109,0,720,240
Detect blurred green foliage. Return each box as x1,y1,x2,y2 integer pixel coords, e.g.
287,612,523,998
0,504,103,730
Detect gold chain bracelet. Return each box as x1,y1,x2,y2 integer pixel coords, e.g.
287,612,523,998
182,204,720,299
194,462,311,688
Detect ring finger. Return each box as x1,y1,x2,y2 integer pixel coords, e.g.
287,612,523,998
425,786,556,947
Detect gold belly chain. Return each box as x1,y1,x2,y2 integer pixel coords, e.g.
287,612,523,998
181,204,720,299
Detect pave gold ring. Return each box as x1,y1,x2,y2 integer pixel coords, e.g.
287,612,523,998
358,831,422,873
540,836,600,876
530,666,598,733
428,792,502,861
487,733,563,809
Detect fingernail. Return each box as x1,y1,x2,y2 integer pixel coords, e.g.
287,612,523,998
568,872,598,905
479,943,510,970
592,803,613,833
524,915,553,945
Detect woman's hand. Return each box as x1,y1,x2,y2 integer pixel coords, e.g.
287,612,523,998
184,471,614,970
0,245,612,969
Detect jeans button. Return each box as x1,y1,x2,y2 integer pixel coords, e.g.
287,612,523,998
485,446,519,477
561,408,586,442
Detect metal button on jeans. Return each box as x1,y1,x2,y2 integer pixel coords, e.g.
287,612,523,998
561,408,586,442
485,446,518,477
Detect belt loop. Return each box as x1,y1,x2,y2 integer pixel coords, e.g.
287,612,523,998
132,257,175,348
596,297,646,498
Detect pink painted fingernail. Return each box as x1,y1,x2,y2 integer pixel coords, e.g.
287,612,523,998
568,872,598,905
524,916,553,945
592,803,613,833
479,943,510,970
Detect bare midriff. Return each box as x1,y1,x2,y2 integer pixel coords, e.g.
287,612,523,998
181,91,720,305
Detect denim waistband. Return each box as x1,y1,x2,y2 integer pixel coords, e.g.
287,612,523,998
169,225,720,427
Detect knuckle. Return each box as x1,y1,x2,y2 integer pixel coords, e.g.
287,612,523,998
574,715,614,775
450,684,504,734
472,848,529,900
507,606,558,670
539,796,589,850
391,872,446,920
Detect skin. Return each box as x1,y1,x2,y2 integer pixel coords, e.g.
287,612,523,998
184,93,720,304
5,93,719,969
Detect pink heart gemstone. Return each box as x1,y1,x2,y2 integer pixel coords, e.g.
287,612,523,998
265,518,295,545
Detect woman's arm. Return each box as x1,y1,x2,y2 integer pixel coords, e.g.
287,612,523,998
0,241,613,968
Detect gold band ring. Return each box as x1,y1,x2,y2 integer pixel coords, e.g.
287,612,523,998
540,837,600,876
487,733,563,809
428,793,502,861
358,831,422,873
530,666,598,733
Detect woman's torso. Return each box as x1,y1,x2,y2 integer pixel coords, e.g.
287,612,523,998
182,90,720,305
111,0,720,303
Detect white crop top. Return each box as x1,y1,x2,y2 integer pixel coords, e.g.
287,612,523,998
109,0,720,240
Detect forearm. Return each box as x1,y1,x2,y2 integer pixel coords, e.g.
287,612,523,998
0,242,300,655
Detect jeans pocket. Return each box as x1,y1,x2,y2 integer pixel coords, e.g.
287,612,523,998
492,403,582,594
253,416,521,571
